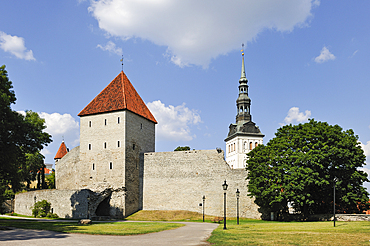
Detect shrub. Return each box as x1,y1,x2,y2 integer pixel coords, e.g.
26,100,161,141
46,212,59,218
32,200,51,218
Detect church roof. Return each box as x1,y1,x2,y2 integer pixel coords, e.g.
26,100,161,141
54,141,68,160
78,71,157,124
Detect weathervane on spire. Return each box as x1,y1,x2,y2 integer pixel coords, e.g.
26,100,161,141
120,55,124,71
241,43,244,56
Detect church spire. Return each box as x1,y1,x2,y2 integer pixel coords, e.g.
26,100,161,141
236,46,251,125
240,44,247,81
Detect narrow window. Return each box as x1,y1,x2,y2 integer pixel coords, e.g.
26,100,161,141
89,121,91,127
140,123,143,129
92,163,95,170
228,145,230,153
249,142,252,150
133,144,135,150
234,143,236,151
89,144,91,150
117,141,120,147
118,117,120,124
109,162,113,169
105,119,107,125
104,142,107,149
255,142,258,148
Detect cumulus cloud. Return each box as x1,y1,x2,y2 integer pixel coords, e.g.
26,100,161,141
97,40,122,55
281,107,311,125
314,46,335,63
88,0,319,68
147,100,201,141
38,112,80,145
0,31,35,60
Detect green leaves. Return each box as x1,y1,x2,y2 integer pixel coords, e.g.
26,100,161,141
246,119,369,220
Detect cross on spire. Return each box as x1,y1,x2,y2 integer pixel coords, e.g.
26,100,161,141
120,55,124,71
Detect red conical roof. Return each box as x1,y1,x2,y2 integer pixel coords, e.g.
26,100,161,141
78,71,157,124
54,141,68,160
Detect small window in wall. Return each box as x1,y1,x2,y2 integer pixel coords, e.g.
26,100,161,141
234,143,235,152
104,142,107,149
89,144,91,150
89,121,91,127
228,145,230,153
255,142,258,148
133,144,135,150
92,163,95,170
140,123,143,129
117,141,120,147
105,119,107,125
118,117,120,124
109,162,113,169
249,142,252,150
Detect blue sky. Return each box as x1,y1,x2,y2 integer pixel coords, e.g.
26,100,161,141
1,1,370,190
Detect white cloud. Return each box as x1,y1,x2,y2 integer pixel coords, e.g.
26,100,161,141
314,46,335,63
282,107,311,125
38,112,80,145
147,100,201,141
0,31,35,61
88,0,319,68
349,49,358,58
360,140,370,158
97,41,122,55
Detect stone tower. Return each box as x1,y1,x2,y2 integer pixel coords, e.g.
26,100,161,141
225,50,264,169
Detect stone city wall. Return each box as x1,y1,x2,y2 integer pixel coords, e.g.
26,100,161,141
142,149,261,219
15,189,89,219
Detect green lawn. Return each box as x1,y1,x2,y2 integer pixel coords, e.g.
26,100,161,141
0,219,184,236
208,220,370,245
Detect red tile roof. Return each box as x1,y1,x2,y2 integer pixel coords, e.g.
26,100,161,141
54,141,68,160
78,71,157,124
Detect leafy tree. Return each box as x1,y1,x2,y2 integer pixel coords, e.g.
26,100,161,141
46,170,55,189
174,146,191,151
246,119,369,220
0,65,52,203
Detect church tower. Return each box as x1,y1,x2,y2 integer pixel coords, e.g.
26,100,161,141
225,48,264,169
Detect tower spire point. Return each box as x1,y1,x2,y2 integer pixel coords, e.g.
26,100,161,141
120,55,124,72
240,43,247,80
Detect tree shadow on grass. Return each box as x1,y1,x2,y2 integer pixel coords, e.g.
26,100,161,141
0,220,79,242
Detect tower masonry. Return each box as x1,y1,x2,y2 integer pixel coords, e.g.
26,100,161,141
225,50,264,169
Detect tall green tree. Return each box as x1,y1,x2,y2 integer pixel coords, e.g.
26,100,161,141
246,119,369,220
0,65,52,203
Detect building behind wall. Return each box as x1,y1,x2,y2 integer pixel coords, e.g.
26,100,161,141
225,50,264,169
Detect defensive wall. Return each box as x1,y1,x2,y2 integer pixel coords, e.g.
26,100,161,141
15,189,89,219
16,149,261,219
142,149,261,219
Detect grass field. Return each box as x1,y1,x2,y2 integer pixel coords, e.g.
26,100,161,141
208,220,370,245
0,218,184,236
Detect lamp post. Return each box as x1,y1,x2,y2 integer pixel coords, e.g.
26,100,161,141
222,180,228,230
202,195,206,222
236,189,240,225
333,177,337,227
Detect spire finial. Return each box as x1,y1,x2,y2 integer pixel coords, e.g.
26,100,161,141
240,43,247,80
120,55,124,71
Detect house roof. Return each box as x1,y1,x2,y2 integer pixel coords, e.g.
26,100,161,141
54,141,68,160
78,71,157,124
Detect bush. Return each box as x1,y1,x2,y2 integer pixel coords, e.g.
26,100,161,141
46,212,59,218
32,200,51,218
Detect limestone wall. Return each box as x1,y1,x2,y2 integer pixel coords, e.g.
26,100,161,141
142,149,261,219
55,146,80,190
15,189,89,219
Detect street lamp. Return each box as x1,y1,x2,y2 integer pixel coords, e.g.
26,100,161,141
222,180,228,230
202,195,206,222
236,189,240,225
333,177,337,227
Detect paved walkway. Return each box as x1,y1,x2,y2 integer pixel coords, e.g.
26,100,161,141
0,216,219,246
